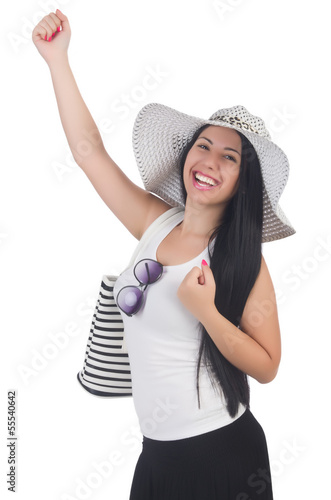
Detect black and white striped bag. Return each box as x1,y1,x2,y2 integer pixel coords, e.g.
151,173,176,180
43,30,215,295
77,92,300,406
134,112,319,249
77,274,132,397
76,207,184,397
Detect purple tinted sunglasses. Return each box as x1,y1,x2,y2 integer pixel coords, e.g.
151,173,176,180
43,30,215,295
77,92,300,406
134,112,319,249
116,259,163,316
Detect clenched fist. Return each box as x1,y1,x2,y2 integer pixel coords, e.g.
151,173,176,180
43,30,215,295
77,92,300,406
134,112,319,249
177,260,216,324
32,9,71,66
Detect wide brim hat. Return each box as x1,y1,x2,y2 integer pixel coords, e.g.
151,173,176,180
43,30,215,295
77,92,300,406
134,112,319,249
132,102,295,242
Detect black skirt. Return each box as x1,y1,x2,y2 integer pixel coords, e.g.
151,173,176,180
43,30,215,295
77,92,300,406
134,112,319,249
129,409,273,500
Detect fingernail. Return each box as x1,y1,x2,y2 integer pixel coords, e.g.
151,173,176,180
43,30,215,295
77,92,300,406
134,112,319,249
202,260,207,266
57,26,61,32
44,35,47,40
48,36,52,41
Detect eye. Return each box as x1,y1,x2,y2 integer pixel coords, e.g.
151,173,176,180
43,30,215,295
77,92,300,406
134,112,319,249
224,154,237,163
197,144,209,150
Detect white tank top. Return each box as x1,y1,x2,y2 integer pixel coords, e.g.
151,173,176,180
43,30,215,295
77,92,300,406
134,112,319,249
114,209,246,440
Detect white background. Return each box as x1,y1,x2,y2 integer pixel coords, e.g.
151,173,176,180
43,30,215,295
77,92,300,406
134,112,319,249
1,0,330,499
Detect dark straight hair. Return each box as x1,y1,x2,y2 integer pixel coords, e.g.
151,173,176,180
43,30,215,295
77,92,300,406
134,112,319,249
179,124,264,417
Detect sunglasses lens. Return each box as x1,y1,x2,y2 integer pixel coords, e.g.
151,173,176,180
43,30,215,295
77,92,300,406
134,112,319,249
135,260,163,285
117,286,143,316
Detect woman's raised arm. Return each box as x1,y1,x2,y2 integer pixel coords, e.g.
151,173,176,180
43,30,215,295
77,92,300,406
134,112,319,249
32,10,170,240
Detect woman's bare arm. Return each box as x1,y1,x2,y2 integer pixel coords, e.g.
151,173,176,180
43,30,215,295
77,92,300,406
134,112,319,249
177,256,281,384
32,10,170,240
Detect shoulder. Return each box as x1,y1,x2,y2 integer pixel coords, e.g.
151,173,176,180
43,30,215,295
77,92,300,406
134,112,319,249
137,198,173,239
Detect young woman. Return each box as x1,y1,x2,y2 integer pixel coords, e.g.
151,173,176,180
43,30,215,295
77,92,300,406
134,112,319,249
32,10,295,500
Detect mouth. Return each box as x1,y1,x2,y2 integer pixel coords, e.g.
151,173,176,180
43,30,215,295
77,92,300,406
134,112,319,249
192,171,221,190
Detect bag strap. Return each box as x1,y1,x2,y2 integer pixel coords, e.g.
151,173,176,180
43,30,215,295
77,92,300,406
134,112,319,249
125,206,184,270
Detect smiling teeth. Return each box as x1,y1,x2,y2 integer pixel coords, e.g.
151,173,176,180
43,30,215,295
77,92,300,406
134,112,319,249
195,173,217,186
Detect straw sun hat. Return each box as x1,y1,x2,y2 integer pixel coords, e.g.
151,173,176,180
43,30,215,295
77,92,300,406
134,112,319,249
132,102,295,242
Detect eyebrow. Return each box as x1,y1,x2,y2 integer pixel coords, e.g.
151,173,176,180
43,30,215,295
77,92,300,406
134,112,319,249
198,136,241,156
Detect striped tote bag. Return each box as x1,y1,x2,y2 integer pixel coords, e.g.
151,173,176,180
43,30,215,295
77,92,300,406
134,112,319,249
77,274,132,397
76,206,184,397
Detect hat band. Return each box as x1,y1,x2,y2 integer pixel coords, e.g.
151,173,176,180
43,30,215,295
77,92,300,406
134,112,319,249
211,113,262,136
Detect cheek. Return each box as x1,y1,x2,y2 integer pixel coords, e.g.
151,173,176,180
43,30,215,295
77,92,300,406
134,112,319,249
182,157,193,188
228,161,240,178
227,165,240,188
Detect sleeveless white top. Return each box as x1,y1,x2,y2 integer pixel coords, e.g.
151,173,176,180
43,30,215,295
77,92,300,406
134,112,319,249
114,209,245,440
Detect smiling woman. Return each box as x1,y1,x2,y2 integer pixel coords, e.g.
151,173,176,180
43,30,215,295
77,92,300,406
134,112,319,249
177,119,267,408
123,102,294,499
32,10,295,498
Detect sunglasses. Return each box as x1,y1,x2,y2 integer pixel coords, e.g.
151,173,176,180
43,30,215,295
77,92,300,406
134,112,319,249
116,259,163,317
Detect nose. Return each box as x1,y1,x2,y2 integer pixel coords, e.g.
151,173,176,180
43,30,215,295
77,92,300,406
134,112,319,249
204,152,221,174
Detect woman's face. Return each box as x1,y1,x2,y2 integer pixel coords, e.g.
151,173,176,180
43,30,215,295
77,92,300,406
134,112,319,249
183,125,242,210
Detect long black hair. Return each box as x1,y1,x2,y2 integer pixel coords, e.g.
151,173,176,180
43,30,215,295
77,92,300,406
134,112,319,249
179,124,264,417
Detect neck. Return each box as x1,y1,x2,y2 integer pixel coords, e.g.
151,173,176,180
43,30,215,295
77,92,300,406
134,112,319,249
179,201,225,241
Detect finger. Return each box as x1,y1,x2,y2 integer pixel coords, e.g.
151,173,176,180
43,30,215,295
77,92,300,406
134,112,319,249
55,9,69,29
43,18,58,40
189,266,203,281
32,24,46,42
48,12,62,32
200,260,210,284
181,266,200,287
33,23,48,42
189,266,205,286
44,16,58,33
201,260,215,285
198,272,205,285
35,19,54,41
